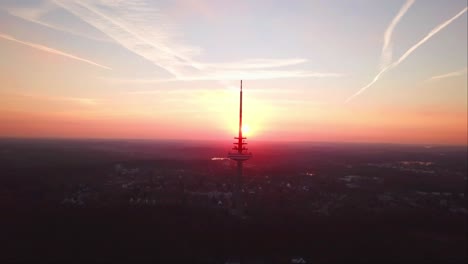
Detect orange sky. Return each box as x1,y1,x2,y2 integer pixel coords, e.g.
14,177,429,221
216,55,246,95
0,1,467,145
1,97,466,145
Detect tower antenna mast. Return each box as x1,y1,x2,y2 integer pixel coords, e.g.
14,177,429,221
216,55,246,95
228,80,252,216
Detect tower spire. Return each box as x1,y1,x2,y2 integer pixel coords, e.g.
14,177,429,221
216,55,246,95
238,80,243,153
228,80,252,216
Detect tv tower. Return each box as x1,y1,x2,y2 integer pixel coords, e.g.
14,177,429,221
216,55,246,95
228,80,252,215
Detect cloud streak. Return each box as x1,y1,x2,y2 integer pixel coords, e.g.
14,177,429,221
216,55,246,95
54,0,204,77
380,0,415,70
0,32,112,70
29,95,98,105
203,58,308,70
428,67,467,81
346,6,467,102
53,0,340,81
102,71,342,84
393,7,467,67
2,91,98,106
4,3,111,43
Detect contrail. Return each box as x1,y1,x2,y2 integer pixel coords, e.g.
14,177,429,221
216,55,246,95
6,8,111,43
428,67,467,81
54,0,202,77
346,6,467,102
345,66,390,103
0,32,112,70
54,0,341,81
393,7,467,67
380,0,415,70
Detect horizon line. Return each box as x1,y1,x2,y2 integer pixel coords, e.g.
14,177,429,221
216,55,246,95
0,136,466,147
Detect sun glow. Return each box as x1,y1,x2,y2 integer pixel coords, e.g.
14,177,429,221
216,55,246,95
206,87,268,139
242,124,251,135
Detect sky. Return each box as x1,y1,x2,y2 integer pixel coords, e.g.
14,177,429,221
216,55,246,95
0,0,466,145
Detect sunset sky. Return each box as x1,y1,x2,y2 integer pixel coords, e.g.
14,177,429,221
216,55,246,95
0,0,466,145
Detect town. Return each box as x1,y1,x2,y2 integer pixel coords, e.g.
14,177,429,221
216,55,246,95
1,139,466,263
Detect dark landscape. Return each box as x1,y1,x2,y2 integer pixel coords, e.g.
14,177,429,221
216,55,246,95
0,138,466,263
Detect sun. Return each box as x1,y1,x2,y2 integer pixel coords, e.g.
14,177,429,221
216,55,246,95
242,124,251,135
